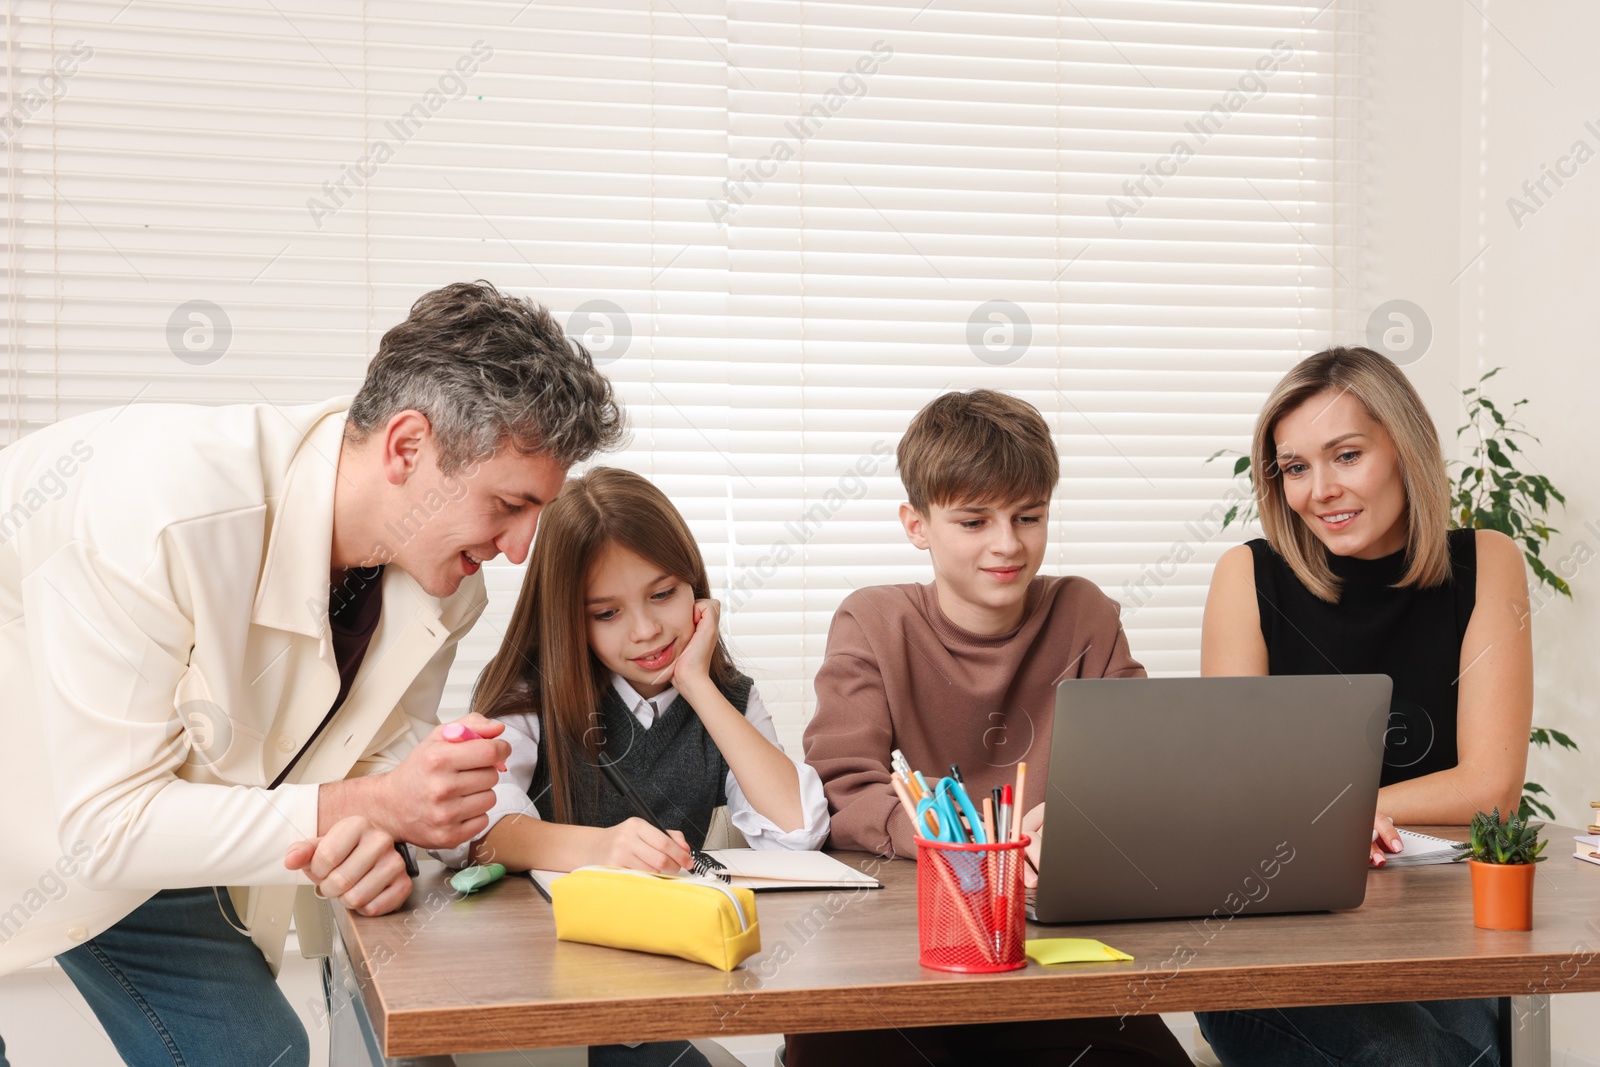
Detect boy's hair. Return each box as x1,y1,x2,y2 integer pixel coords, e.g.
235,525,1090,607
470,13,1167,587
471,467,736,824
1253,345,1450,602
345,280,627,473
896,389,1059,512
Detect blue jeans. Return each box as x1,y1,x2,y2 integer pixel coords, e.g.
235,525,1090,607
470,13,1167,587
2,887,309,1067
1197,998,1499,1067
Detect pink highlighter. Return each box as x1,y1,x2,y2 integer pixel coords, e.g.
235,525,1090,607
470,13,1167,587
442,722,507,772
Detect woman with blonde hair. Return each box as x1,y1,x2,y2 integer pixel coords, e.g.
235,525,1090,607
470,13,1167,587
1196,346,1532,1067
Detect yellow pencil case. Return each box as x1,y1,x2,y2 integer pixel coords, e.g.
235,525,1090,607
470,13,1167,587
550,866,761,972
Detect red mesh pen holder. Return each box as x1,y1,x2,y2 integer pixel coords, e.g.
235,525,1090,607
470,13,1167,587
914,835,1029,973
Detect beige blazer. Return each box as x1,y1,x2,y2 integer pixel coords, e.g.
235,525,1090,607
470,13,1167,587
0,398,486,977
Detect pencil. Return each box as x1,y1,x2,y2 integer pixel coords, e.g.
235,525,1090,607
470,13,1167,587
1011,762,1027,843
893,771,941,836
981,795,1000,953
889,774,921,828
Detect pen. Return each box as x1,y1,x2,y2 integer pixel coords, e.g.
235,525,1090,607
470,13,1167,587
949,765,974,839
597,750,729,882
992,786,1005,841
1000,783,1013,842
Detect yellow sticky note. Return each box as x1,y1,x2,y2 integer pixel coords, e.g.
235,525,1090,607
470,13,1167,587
1024,938,1135,965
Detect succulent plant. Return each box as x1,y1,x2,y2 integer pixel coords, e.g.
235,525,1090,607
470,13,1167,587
1452,808,1547,866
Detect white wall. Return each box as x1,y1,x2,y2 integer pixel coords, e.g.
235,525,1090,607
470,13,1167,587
1372,1,1600,1056
1373,0,1599,832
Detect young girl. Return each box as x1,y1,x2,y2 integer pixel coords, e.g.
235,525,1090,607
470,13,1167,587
1196,346,1532,1067
442,465,829,878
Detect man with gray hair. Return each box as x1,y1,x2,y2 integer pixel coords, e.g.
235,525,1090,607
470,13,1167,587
0,281,624,1066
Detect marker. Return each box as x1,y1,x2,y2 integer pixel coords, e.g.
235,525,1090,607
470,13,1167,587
442,721,507,772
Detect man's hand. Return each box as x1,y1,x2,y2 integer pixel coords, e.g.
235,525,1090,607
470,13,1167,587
372,712,511,849
285,816,411,917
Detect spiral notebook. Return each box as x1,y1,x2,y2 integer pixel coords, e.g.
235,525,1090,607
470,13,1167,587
529,849,881,899
1381,829,1463,868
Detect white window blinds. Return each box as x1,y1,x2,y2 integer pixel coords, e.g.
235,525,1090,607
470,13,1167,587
3,0,1365,746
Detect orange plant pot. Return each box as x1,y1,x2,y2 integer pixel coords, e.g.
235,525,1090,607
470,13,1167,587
1469,859,1535,930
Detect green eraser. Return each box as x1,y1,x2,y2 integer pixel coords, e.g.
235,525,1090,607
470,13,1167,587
449,863,507,894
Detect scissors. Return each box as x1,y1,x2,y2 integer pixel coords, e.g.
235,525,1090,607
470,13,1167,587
916,777,988,845
916,777,988,893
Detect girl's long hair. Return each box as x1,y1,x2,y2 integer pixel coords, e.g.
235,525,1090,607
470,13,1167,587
1252,346,1451,602
472,466,737,822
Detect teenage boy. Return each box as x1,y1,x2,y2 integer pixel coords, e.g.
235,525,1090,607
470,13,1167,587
794,390,1189,1067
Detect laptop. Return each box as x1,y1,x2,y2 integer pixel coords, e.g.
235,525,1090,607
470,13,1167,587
1027,674,1392,924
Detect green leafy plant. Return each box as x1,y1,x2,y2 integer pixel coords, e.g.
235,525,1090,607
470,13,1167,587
1451,808,1546,865
1454,368,1569,596
1520,729,1580,821
1453,370,1577,820
1207,368,1578,821
1206,450,1258,528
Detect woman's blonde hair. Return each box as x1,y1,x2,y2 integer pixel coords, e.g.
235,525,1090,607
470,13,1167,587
1252,346,1451,602
471,467,736,823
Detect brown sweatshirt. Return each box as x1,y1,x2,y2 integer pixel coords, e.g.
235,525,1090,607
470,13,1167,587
802,576,1144,858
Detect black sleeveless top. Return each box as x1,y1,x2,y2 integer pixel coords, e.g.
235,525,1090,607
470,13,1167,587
1248,528,1477,786
528,672,754,850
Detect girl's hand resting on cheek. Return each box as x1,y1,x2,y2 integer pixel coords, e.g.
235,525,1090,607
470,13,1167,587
601,816,693,874
667,598,721,692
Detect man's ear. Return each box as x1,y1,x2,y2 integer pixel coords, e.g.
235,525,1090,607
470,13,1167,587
899,502,930,551
379,410,433,486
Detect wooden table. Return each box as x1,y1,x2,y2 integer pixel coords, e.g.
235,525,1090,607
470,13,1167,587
332,827,1600,1063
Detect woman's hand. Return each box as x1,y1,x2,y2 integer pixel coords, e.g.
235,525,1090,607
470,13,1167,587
1021,802,1045,888
1370,811,1403,867
599,816,693,874
668,598,720,694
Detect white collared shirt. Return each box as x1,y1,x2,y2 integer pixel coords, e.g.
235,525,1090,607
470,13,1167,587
432,674,830,867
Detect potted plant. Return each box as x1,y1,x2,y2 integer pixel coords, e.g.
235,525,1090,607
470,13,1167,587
1452,808,1546,930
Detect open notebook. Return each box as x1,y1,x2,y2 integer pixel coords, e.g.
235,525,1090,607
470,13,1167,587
1381,828,1464,868
529,849,881,899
